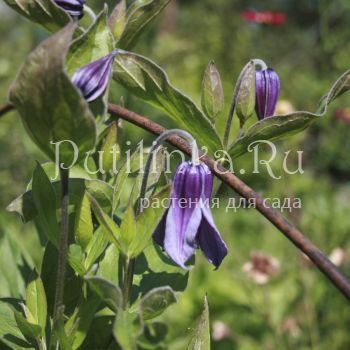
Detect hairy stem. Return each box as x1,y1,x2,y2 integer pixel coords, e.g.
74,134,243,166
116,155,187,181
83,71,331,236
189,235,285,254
53,168,70,319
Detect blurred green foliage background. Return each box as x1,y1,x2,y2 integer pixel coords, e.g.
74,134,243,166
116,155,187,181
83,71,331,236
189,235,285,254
1,0,350,349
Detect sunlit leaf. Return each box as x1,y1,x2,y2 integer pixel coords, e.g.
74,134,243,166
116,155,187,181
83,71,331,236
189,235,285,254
113,51,222,155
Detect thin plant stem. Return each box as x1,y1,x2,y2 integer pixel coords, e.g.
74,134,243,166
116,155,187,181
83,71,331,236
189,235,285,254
121,129,200,309
53,168,70,320
107,103,350,301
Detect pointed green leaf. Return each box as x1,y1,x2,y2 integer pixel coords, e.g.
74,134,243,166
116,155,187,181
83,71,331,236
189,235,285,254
84,227,110,270
74,192,94,250
3,0,70,33
117,0,171,50
101,122,120,173
229,70,350,159
0,300,33,349
13,310,42,340
67,244,86,277
85,276,122,313
32,162,59,246
120,204,137,252
65,297,101,350
9,23,96,165
88,193,122,252
201,61,224,122
8,177,114,223
66,7,114,76
26,271,47,334
187,296,210,350
109,0,127,41
129,186,170,258
140,286,177,321
113,51,222,155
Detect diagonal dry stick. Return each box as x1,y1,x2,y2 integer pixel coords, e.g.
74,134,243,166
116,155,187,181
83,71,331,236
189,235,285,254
106,103,350,302
1,102,350,301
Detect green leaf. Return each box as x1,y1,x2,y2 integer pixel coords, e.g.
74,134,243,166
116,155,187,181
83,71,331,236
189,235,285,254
84,227,110,271
13,310,42,340
129,186,170,258
187,296,210,350
67,245,86,277
97,244,120,285
113,51,222,155
140,286,177,321
113,146,142,211
74,192,94,250
109,0,127,41
235,60,256,126
88,194,123,252
85,276,122,313
0,300,33,349
32,162,59,246
117,0,171,50
201,61,224,123
229,69,350,159
9,23,96,165
100,122,120,174
66,7,114,76
8,177,114,223
3,0,70,33
113,309,141,350
25,271,47,335
120,204,137,253
65,297,101,350
132,243,189,304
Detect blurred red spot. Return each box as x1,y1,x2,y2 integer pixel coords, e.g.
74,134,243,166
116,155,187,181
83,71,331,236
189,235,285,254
241,11,287,25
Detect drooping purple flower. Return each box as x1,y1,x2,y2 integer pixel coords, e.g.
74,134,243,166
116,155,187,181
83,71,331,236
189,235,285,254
54,0,86,19
153,161,228,269
255,68,280,120
72,51,117,103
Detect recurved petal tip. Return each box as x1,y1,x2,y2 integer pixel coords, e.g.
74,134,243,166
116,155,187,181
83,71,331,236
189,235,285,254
197,206,228,269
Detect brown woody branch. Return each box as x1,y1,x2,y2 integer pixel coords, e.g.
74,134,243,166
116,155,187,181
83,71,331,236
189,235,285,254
1,102,350,301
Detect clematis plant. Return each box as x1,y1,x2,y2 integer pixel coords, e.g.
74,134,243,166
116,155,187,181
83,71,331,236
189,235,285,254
2,1,350,349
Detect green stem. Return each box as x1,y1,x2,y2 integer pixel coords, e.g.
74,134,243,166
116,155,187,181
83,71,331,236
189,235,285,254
53,168,70,320
122,258,135,310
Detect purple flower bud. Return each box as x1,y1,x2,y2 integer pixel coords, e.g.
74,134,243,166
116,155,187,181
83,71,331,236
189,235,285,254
72,51,117,103
54,0,86,19
153,161,228,269
255,68,280,120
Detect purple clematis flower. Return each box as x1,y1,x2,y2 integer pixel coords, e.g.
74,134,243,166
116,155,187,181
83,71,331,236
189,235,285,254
72,51,117,103
255,68,280,120
54,0,86,19
153,161,228,269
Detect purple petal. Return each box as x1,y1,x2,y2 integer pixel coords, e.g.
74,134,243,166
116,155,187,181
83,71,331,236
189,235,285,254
199,163,213,199
54,0,85,18
153,210,167,247
255,68,280,120
163,162,203,268
197,206,228,269
72,53,116,103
